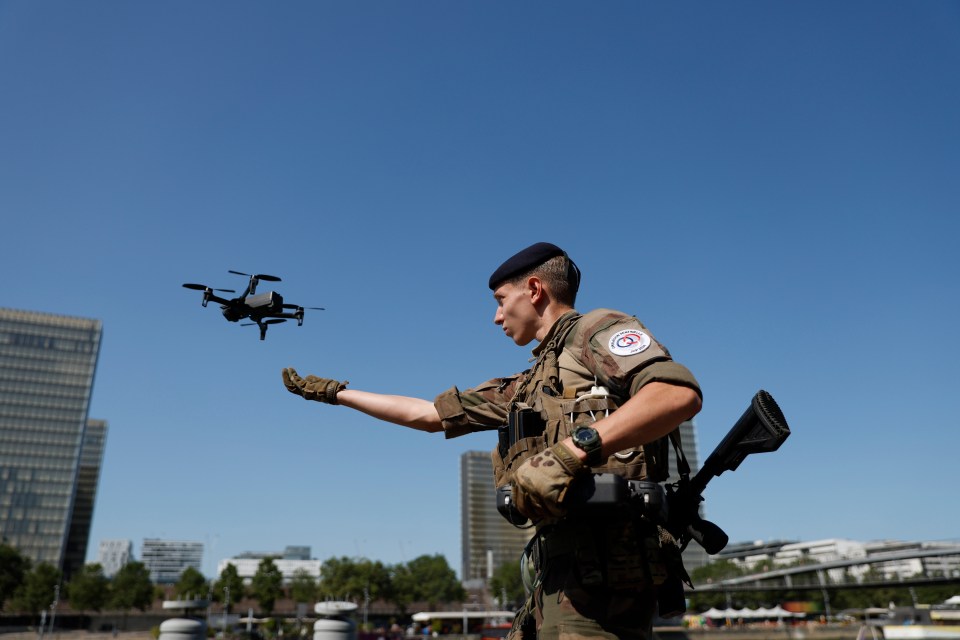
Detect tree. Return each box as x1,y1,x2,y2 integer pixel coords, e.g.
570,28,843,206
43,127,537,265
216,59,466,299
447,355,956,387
0,542,30,611
213,562,246,611
110,562,154,613
289,569,318,605
175,566,208,600
250,557,283,615
391,554,464,615
318,557,392,603
67,563,110,614
489,561,525,608
688,559,744,611
10,563,60,617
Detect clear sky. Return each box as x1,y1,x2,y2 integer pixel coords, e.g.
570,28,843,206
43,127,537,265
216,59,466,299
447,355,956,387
2,1,958,579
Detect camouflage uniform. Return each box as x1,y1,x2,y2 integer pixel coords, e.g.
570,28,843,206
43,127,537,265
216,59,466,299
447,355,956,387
434,310,700,640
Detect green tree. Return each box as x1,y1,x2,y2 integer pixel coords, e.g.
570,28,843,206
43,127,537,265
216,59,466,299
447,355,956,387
289,569,318,605
213,563,246,611
318,557,392,603
67,563,110,614
489,561,525,608
110,562,155,614
10,563,60,617
0,542,30,611
175,566,208,600
687,559,745,611
250,558,283,615
391,554,464,614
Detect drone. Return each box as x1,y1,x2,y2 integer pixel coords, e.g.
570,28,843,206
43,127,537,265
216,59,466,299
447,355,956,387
182,270,324,340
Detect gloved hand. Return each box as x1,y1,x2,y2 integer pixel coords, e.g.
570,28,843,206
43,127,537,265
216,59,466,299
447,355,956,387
282,368,348,405
512,442,588,521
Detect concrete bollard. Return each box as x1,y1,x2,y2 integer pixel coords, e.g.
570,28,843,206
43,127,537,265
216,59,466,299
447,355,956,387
313,601,358,640
159,600,208,640
159,618,207,640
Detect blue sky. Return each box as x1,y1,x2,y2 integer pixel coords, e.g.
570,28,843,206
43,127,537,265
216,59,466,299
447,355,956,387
2,1,958,578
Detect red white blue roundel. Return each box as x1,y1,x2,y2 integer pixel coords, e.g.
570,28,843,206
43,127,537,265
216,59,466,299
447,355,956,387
608,329,651,356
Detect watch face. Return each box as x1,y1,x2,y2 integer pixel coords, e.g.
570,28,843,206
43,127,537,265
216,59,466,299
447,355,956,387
574,427,597,445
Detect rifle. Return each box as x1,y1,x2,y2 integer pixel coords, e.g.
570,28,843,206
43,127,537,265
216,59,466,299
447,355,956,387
497,390,791,555
666,389,790,554
568,389,791,554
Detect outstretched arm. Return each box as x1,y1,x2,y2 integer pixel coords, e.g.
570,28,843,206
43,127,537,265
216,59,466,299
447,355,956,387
336,389,442,433
281,368,442,433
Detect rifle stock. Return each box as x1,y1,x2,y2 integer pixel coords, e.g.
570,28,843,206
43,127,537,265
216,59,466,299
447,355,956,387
668,389,790,554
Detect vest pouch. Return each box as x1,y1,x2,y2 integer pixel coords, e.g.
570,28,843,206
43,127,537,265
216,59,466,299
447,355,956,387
491,434,548,488
557,396,650,482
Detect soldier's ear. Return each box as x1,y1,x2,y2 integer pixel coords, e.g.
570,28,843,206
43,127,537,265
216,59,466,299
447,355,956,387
526,276,546,304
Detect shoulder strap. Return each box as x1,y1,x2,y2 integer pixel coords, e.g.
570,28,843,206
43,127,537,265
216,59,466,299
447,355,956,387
669,428,691,479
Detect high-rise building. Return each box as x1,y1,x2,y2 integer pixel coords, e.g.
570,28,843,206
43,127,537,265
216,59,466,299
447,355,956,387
460,451,534,584
142,539,204,583
97,539,134,578
62,419,108,577
0,308,103,577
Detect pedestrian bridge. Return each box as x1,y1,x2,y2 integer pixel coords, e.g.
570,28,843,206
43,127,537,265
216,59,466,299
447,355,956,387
693,547,960,593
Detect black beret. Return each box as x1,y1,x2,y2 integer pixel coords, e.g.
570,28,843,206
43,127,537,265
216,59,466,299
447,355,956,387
488,242,571,290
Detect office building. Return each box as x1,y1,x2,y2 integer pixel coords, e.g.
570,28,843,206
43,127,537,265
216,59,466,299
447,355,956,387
98,539,134,578
142,539,204,584
460,451,534,584
0,308,103,577
62,419,108,577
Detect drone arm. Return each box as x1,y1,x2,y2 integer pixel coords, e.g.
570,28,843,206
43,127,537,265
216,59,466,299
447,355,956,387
203,292,233,307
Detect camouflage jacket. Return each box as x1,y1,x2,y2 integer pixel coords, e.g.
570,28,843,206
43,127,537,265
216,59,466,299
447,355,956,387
434,309,700,488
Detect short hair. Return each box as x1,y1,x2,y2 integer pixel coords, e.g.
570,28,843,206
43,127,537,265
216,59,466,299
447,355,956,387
505,254,578,307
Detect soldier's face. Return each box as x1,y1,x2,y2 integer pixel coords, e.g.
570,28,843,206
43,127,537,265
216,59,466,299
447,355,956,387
493,281,539,346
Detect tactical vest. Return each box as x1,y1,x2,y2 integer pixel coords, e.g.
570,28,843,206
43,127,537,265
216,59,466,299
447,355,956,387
491,310,671,489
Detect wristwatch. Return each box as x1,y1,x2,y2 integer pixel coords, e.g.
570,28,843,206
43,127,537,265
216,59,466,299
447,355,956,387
571,425,603,466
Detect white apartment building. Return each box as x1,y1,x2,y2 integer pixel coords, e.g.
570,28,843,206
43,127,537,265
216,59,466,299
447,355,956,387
142,539,204,584
97,539,133,578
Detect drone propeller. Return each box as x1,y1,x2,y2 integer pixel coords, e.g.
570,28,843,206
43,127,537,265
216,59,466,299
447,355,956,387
183,283,236,293
228,270,282,282
282,304,326,311
241,318,287,326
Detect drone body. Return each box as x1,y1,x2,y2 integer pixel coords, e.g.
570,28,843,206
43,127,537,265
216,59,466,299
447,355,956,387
183,271,324,340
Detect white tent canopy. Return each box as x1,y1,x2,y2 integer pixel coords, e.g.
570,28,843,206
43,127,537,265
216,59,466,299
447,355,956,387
700,606,803,619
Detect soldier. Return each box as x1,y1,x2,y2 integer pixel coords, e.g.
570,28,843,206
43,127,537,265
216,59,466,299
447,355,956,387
282,242,702,640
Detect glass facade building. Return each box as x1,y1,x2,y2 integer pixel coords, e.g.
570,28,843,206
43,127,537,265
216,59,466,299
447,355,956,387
0,308,102,574
63,419,108,577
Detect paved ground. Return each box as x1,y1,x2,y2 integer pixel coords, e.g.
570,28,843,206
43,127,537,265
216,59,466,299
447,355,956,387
0,633,153,640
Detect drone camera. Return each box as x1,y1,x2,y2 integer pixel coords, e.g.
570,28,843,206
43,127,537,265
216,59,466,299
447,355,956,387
245,291,283,312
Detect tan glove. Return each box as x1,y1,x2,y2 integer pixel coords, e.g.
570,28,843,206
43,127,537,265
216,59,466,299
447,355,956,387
512,442,587,521
282,368,348,405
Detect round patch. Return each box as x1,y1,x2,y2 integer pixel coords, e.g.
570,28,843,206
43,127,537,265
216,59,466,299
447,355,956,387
608,329,651,356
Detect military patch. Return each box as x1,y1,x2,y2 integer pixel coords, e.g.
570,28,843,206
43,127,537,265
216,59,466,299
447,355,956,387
608,329,651,357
